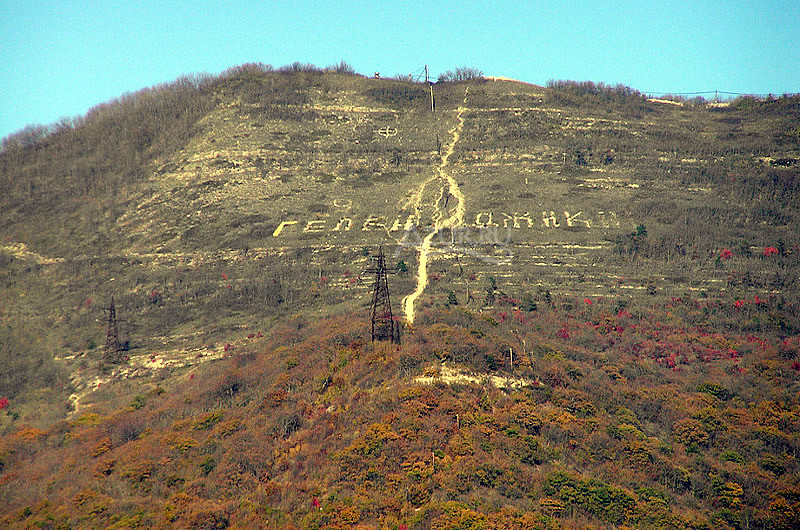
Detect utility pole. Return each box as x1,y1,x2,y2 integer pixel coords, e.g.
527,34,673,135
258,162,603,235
426,64,435,113
365,246,400,344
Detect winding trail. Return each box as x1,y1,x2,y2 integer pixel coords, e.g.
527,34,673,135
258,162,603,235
402,87,469,324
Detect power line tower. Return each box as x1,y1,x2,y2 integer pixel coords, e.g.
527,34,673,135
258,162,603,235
103,296,126,363
365,246,400,344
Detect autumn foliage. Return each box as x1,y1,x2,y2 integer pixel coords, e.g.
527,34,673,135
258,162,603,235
0,297,797,528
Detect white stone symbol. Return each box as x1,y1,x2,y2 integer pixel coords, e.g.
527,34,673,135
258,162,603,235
376,126,398,138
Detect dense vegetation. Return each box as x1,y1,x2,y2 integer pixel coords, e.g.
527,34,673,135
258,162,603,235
1,302,798,528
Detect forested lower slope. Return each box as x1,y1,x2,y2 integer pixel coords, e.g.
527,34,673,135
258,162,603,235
1,305,798,528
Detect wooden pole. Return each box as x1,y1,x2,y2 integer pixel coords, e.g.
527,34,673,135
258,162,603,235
427,65,435,112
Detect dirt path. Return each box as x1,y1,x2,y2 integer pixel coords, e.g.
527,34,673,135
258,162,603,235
402,87,469,324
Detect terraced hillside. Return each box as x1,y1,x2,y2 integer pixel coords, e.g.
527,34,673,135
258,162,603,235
1,66,798,421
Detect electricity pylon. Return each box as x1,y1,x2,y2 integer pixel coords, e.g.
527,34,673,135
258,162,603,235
365,246,401,344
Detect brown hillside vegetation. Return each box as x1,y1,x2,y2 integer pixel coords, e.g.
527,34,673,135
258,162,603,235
0,63,799,527
1,305,799,528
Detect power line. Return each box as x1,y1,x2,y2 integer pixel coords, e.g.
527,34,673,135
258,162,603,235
644,89,794,98
406,65,427,83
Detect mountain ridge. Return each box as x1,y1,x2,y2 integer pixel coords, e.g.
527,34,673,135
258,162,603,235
0,64,799,527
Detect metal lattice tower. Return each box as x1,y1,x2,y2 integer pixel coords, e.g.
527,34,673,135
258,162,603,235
365,246,400,344
103,296,124,363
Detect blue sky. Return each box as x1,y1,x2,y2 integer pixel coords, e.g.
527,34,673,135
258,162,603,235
2,0,798,140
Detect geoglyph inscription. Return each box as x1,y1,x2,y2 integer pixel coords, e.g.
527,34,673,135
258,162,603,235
542,211,560,228
334,217,353,231
272,220,298,237
501,212,534,229
564,211,589,227
273,209,621,236
362,215,386,231
303,220,327,232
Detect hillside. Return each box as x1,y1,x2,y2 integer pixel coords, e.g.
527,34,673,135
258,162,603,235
1,307,799,528
0,64,799,527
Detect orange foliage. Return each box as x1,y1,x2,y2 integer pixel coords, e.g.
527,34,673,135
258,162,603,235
0,306,797,527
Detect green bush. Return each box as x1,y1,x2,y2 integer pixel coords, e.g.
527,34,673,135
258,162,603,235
719,450,744,464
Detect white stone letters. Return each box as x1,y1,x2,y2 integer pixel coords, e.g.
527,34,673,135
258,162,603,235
272,220,298,237
542,211,560,228
362,216,386,231
500,212,535,229
273,205,622,236
597,211,621,228
475,212,499,227
303,220,327,232
564,211,591,228
334,217,353,231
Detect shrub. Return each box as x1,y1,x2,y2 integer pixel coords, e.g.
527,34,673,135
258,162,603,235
325,60,357,75
697,382,732,401
672,418,709,447
211,370,244,400
104,413,146,446
438,67,484,83
200,456,217,476
194,411,224,430
277,61,323,74
760,454,786,476
543,471,637,525
719,450,744,464
546,79,647,109
129,394,147,410
366,85,427,106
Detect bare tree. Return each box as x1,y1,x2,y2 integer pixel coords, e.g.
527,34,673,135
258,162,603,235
438,67,484,83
